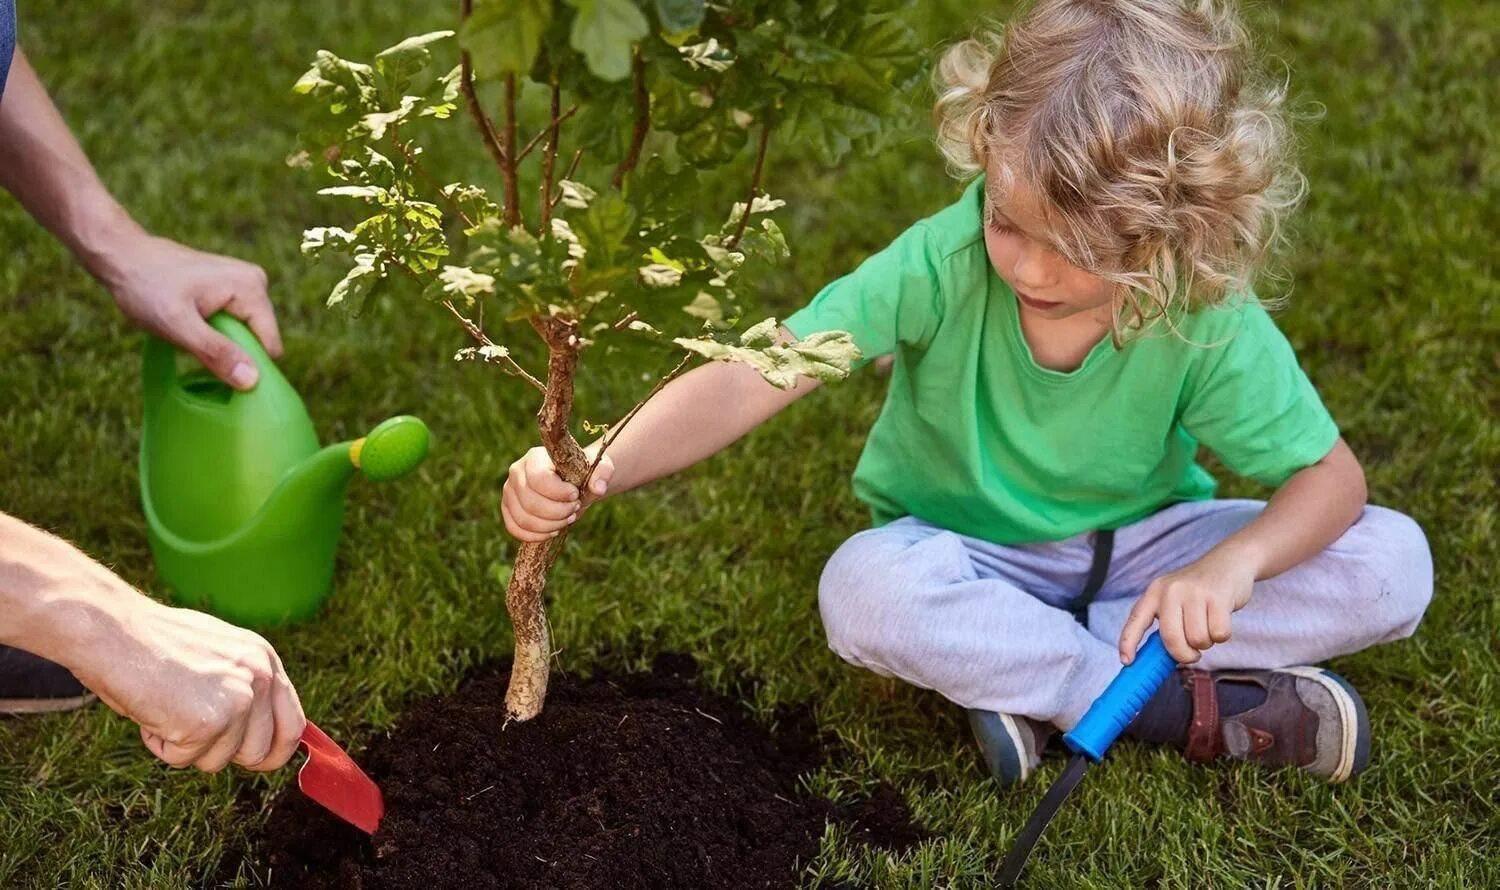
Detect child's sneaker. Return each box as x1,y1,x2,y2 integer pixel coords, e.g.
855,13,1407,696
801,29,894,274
0,645,95,715
967,709,1055,787
1183,666,1371,783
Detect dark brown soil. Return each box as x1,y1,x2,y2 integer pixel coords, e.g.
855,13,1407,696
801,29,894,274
254,654,926,889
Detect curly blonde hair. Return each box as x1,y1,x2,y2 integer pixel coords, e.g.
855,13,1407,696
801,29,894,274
934,0,1305,335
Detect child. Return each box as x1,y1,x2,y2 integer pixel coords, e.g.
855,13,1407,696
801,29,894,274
501,0,1432,787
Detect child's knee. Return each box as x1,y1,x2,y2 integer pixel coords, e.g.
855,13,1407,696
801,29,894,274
818,531,901,661
817,527,966,664
1348,506,1434,639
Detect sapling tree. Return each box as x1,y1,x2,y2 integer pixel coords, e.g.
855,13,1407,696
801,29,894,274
291,0,921,721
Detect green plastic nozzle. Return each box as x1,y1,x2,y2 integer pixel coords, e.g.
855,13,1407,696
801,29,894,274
354,415,430,482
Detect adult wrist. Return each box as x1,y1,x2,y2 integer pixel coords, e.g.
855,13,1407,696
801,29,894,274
64,195,149,288
5,571,143,678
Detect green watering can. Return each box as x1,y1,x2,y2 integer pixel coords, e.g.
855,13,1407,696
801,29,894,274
140,314,429,626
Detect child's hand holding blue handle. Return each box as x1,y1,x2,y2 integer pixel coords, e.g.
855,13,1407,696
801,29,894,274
1063,633,1176,761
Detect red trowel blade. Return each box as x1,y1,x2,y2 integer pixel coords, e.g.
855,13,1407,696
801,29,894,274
297,721,384,835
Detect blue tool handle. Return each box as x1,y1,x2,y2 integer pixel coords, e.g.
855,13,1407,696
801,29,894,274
1063,632,1176,762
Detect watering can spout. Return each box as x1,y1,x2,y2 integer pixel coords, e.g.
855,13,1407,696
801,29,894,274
140,313,430,625
263,415,430,530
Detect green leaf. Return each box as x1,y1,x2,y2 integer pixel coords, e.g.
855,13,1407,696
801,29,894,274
647,72,715,134
736,218,791,268
420,65,463,119
740,317,778,347
565,0,649,81
557,179,597,210
698,234,743,274
759,218,789,258
678,38,733,72
358,95,421,141
327,253,383,308
677,111,748,164
638,262,683,288
438,265,496,305
375,30,454,94
780,94,882,166
654,0,705,33
300,226,356,258
673,320,861,390
378,30,455,60
570,95,631,152
682,291,725,324
461,0,552,79
454,344,512,362
465,220,577,315
360,148,398,185
293,50,378,115
780,330,863,380
722,194,787,234
317,184,388,200
573,189,636,267
442,182,500,226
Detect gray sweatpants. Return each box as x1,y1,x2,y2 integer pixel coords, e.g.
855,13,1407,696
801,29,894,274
817,500,1433,729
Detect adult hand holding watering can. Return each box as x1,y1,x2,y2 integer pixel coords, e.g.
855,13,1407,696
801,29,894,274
103,236,281,393
0,46,281,395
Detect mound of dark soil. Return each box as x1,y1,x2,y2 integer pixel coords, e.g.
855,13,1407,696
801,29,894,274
255,655,925,889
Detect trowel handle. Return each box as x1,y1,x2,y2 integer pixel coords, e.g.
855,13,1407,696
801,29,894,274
1063,632,1176,762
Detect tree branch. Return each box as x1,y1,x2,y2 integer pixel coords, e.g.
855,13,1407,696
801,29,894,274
501,74,522,227
539,80,562,231
382,250,426,286
551,149,585,209
726,120,772,249
518,103,579,166
390,130,475,229
442,299,546,392
458,1,510,182
611,51,649,190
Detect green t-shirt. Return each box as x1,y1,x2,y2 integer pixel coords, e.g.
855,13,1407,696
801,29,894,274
784,177,1339,545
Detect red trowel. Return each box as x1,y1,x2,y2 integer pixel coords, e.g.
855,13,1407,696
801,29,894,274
297,721,384,834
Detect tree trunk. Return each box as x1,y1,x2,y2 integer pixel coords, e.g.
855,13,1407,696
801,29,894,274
502,536,565,721
503,316,587,722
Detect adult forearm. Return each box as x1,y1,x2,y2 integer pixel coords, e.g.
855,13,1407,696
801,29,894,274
0,48,145,281
595,357,820,496
1,512,309,772
1207,437,1368,580
0,512,138,671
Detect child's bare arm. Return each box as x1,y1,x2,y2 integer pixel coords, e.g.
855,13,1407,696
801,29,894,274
1118,437,1368,664
502,344,822,542
593,356,822,495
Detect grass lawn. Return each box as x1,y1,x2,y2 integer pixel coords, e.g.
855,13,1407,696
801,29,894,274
1,0,1495,886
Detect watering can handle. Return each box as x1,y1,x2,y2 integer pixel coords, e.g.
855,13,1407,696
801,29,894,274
142,313,273,410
